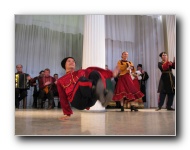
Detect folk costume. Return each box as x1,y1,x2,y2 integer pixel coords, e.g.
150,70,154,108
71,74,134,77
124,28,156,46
38,75,56,109
30,73,46,108
157,53,175,110
57,57,113,116
137,64,149,102
112,60,144,102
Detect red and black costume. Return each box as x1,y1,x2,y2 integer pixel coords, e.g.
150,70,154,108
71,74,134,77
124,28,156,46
30,75,44,108
157,60,175,109
57,67,113,116
38,76,56,108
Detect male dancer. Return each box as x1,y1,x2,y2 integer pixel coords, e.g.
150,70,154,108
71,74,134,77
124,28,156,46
57,57,118,120
156,52,175,111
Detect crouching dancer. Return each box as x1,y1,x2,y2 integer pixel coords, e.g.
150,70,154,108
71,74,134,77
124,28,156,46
57,57,117,121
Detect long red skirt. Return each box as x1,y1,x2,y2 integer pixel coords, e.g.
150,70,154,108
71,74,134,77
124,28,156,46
133,77,140,90
113,73,144,101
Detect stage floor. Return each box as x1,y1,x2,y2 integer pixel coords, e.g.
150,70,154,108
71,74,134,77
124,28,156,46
15,108,176,136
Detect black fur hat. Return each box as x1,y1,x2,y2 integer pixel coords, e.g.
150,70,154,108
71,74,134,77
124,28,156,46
61,57,75,70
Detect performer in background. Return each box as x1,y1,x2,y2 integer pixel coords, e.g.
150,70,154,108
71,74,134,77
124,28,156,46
156,52,175,111
15,64,31,109
130,68,144,109
137,64,149,103
52,73,59,97
52,73,59,108
30,70,44,108
112,51,144,112
57,57,117,121
38,68,56,109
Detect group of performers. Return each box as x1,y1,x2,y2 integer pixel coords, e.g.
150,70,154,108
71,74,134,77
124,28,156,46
15,66,59,109
15,51,175,121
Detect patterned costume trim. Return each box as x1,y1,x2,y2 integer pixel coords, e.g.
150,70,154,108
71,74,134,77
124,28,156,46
62,80,72,89
113,91,144,101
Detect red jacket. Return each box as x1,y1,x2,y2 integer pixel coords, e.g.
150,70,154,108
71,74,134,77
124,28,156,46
162,61,175,70
39,76,56,90
57,67,113,116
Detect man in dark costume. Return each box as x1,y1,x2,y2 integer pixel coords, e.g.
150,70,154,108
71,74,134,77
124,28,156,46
15,64,31,109
30,70,44,108
137,64,149,103
156,52,175,111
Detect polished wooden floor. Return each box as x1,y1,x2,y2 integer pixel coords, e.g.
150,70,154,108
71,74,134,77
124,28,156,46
15,107,175,136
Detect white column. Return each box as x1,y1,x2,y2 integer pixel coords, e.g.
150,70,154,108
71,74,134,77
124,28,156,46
82,15,105,111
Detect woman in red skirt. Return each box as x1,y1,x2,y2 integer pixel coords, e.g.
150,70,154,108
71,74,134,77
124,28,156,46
112,52,144,112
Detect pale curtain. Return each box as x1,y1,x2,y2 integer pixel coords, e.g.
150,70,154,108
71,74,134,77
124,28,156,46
15,15,84,107
134,15,165,108
105,15,135,71
15,15,84,34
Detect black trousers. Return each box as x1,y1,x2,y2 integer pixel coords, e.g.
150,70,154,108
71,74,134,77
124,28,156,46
158,93,175,109
70,71,101,110
140,85,147,102
32,87,39,108
15,88,27,108
38,90,54,107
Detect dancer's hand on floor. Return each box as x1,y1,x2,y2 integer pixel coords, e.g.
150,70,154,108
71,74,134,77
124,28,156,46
58,115,70,121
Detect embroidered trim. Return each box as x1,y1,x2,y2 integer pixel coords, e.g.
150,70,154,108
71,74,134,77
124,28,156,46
62,79,72,89
71,74,79,84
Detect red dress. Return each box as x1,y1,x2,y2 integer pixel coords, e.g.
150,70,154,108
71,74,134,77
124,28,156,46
112,60,144,101
133,77,140,90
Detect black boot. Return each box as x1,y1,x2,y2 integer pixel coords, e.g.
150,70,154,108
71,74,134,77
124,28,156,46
47,104,53,110
32,102,37,108
52,101,55,108
167,107,175,111
47,100,54,110
121,106,124,112
40,101,44,108
155,107,161,111
130,105,138,112
15,100,20,109
115,101,121,108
